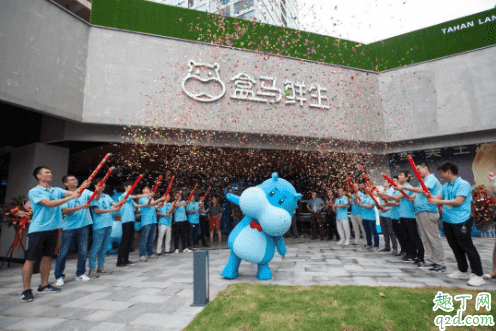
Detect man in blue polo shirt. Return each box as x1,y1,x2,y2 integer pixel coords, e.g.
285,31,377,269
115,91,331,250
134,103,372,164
360,193,379,250
378,180,397,253
333,188,350,245
398,161,445,272
186,193,202,250
429,162,485,287
54,175,94,287
383,170,422,264
22,166,80,302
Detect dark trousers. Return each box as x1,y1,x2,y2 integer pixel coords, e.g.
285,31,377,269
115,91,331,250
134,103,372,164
401,217,424,261
326,212,339,240
380,216,397,250
197,215,209,246
363,219,379,247
443,219,483,276
173,221,189,250
118,222,134,264
392,218,409,253
311,212,324,238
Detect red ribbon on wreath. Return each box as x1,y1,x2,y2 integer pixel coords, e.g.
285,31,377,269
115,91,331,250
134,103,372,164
12,217,29,252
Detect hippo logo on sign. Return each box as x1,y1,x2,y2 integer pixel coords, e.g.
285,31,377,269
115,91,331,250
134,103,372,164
181,60,226,102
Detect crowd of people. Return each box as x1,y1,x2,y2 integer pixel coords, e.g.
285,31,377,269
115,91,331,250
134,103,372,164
19,161,496,303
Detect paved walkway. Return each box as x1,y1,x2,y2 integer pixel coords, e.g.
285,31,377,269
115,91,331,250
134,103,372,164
1,236,495,330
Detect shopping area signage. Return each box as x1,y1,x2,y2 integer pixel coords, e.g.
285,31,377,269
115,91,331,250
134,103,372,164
181,60,331,109
441,14,496,34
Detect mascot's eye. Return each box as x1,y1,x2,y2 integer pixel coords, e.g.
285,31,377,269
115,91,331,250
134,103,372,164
208,71,212,76
278,198,284,205
269,191,275,197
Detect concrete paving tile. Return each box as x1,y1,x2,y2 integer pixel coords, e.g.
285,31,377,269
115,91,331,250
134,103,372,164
51,319,100,331
87,322,126,331
6,317,67,330
81,309,117,322
83,300,133,311
352,277,380,286
131,313,190,329
2,304,53,317
0,315,24,329
64,292,111,308
129,295,171,303
43,307,94,320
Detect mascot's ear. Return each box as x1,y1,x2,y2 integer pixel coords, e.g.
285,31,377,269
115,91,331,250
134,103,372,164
294,193,302,200
213,63,220,70
272,173,279,182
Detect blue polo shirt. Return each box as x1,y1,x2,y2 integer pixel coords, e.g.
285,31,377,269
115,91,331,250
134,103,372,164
335,196,348,220
157,203,172,226
90,194,114,230
119,193,136,224
414,174,441,214
174,201,187,222
390,190,401,220
186,201,200,224
138,197,157,226
350,192,365,215
399,183,415,219
361,196,376,221
308,198,324,213
439,177,472,224
62,189,93,231
28,186,67,233
379,188,394,218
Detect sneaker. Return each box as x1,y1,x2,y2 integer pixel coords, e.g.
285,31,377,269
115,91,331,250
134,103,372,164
337,240,344,245
55,278,64,287
147,254,157,259
417,262,431,268
97,267,111,274
378,248,391,253
139,256,148,262
467,274,485,287
429,264,447,272
157,253,162,256
21,289,34,302
402,256,414,263
116,263,128,268
37,284,61,294
183,248,192,252
343,240,350,246
447,270,470,279
174,249,179,254
124,260,135,265
76,274,90,282
88,269,99,277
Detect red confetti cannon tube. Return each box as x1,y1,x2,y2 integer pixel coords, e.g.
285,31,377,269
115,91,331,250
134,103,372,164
117,175,143,207
160,176,175,207
346,177,351,195
78,153,112,194
362,185,386,213
186,184,199,204
361,168,390,206
407,156,432,199
327,190,334,207
86,167,114,205
200,187,211,204
381,173,414,202
147,175,163,205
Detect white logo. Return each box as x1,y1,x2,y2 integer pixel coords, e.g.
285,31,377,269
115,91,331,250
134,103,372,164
181,60,226,102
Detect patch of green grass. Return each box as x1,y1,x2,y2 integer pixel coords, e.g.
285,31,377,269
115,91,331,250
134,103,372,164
185,284,495,331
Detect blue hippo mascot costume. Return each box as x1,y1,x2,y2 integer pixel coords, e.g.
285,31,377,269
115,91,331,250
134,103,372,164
221,173,302,280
